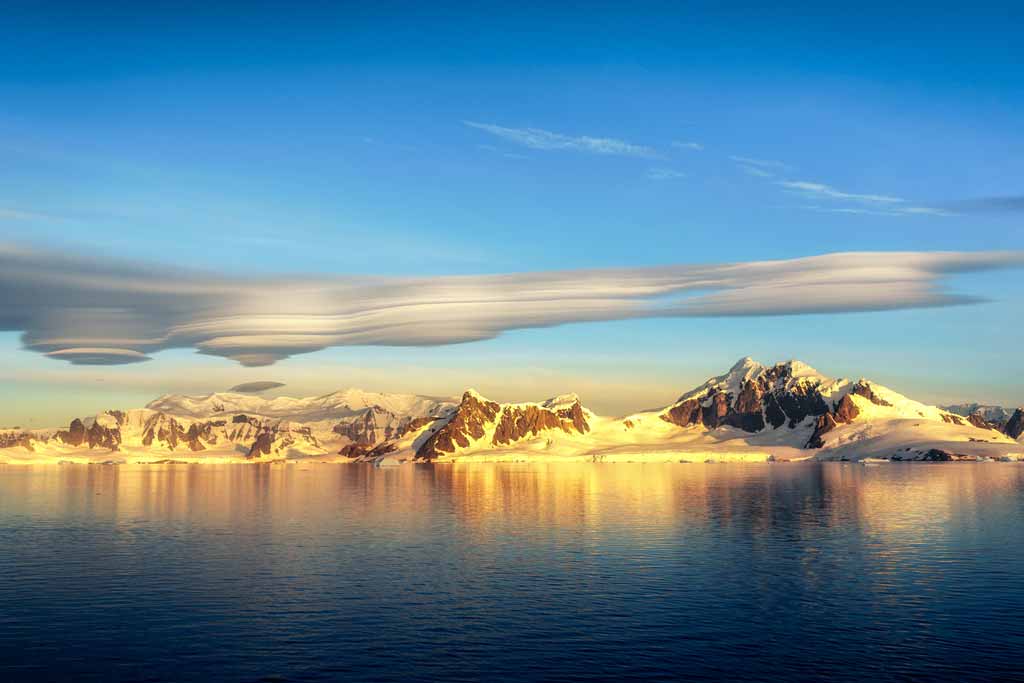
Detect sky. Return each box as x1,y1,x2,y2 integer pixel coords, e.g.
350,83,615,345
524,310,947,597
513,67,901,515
1,1,1022,427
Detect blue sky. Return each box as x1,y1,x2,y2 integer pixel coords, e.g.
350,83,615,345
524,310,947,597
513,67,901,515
1,2,1022,425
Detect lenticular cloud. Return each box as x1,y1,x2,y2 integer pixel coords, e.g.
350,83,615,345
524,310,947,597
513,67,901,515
1,244,1020,366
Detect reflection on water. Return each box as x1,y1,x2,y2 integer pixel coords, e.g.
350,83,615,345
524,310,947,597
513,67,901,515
1,463,1022,682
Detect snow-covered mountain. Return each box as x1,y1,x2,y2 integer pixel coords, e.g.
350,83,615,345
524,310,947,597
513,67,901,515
146,388,452,423
942,403,1020,432
2,360,1022,464
0,389,457,463
403,358,1022,463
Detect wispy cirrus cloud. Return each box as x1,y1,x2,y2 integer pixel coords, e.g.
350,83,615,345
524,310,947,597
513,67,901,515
464,121,658,158
729,155,790,170
799,205,949,218
1,243,1020,367
729,155,791,179
779,180,952,216
647,168,686,181
672,141,704,151
739,165,775,178
778,180,903,204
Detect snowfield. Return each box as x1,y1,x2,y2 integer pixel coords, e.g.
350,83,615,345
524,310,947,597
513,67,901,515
2,358,1021,465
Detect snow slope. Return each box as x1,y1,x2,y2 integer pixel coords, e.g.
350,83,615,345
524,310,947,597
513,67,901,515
2,360,1021,464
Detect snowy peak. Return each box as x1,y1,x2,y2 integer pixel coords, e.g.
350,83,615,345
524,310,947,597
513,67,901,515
146,388,456,423
3,361,1021,464
677,358,834,406
661,358,989,449
415,389,591,460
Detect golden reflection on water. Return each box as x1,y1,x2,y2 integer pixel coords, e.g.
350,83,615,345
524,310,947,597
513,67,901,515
3,463,1022,542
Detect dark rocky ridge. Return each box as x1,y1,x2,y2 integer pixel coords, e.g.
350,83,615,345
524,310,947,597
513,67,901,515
57,417,122,450
807,394,860,448
0,431,34,451
1006,409,1024,440
655,360,979,450
942,403,1014,430
416,391,590,460
246,424,319,459
332,407,440,447
661,362,833,434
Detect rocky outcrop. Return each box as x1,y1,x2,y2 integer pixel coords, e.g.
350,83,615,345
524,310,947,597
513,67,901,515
1005,409,1024,440
142,414,187,449
661,361,830,433
247,431,274,458
333,406,392,445
54,415,122,450
807,394,859,448
86,420,122,450
493,405,569,446
850,381,892,407
57,418,88,447
0,431,34,451
554,401,590,434
338,441,397,459
417,391,501,460
967,413,999,430
333,408,438,446
245,424,319,459
415,391,590,460
943,403,1014,429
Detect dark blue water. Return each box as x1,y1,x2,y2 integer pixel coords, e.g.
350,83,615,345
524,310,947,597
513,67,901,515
1,463,1022,682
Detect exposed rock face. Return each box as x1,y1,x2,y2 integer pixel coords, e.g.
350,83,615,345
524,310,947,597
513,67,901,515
661,360,830,433
807,395,859,448
555,401,590,434
415,391,590,460
55,415,122,450
967,413,999,430
245,424,319,459
185,423,216,451
57,418,88,446
806,413,840,449
338,441,397,459
941,413,966,426
142,414,187,449
919,448,979,461
334,406,390,445
493,405,564,445
943,403,1014,429
247,431,274,458
86,420,122,450
333,407,439,446
417,391,500,460
1005,409,1024,440
0,431,34,451
850,381,892,407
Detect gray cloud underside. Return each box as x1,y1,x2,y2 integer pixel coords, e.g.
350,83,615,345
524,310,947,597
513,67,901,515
228,381,287,393
942,196,1024,213
1,244,1021,366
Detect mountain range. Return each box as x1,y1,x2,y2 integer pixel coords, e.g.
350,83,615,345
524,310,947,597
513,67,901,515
2,358,1022,464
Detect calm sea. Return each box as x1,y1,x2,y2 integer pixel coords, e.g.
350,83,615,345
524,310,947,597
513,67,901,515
1,463,1022,682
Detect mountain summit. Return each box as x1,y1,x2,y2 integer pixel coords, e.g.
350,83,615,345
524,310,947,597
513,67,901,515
2,358,1021,464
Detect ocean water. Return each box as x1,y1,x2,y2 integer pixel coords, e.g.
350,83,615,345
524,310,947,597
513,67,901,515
1,462,1022,682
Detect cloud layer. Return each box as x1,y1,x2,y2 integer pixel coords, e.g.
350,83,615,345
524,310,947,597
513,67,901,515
1,244,1021,366
464,121,658,157
228,381,286,393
